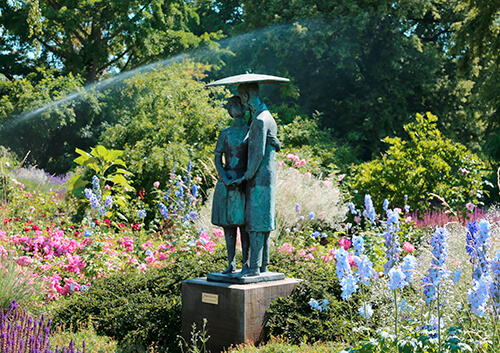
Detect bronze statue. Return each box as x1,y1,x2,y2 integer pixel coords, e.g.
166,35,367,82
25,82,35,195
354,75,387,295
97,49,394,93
229,83,281,277
211,96,250,273
207,73,288,280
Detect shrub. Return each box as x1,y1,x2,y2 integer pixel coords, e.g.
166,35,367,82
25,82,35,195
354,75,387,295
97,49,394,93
347,112,486,214
264,249,364,346
100,61,229,204
51,247,227,352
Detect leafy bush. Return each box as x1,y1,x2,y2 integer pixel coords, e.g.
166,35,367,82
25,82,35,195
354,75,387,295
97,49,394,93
264,249,364,346
51,247,227,352
100,61,230,204
348,112,486,213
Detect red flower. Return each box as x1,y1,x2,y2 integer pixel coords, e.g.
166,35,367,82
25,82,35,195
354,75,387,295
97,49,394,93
132,224,141,231
104,218,111,227
31,225,40,231
3,218,10,225
94,220,100,226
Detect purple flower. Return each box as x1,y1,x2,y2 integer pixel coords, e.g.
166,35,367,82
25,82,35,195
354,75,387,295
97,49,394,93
362,194,376,223
423,226,449,304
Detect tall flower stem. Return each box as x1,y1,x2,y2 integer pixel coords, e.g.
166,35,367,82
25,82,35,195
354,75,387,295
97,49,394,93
437,285,441,353
394,289,399,353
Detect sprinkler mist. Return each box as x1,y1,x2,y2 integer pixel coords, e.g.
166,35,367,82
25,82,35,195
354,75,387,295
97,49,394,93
7,21,309,128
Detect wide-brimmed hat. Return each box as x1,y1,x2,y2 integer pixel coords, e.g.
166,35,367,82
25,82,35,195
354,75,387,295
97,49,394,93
206,73,289,87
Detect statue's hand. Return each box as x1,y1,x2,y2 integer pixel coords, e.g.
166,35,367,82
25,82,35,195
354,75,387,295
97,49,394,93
227,176,245,187
267,134,281,152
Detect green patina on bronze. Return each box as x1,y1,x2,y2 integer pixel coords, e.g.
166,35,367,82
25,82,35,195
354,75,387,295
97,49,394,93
209,74,288,280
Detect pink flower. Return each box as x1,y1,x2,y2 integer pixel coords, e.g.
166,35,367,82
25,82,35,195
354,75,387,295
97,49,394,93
348,254,356,267
299,159,307,166
16,256,32,267
304,172,312,178
278,161,285,167
339,237,351,250
403,241,415,253
104,184,111,190
354,216,361,223
153,181,160,188
466,202,475,212
279,243,295,254
286,153,295,160
405,216,412,223
213,228,224,238
121,236,134,252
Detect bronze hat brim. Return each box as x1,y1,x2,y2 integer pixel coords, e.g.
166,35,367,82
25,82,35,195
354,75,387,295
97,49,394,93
205,73,290,87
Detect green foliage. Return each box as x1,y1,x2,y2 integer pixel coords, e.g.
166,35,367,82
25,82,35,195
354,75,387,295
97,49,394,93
347,112,485,213
70,145,134,216
51,247,227,353
347,327,475,353
264,250,363,346
0,0,223,83
214,0,481,161
0,256,42,310
100,61,230,202
0,69,103,173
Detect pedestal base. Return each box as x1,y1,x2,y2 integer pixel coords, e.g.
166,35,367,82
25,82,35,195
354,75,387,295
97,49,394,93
181,277,301,352
207,270,285,284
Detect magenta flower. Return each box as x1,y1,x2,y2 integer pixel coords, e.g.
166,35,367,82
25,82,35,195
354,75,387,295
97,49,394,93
403,242,415,253
339,237,352,250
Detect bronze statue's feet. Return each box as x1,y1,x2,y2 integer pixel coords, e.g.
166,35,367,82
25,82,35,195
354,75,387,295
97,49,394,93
222,265,236,274
260,265,268,273
237,267,260,277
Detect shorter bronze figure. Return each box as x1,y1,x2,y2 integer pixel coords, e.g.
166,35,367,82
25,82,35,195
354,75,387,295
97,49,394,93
211,96,250,273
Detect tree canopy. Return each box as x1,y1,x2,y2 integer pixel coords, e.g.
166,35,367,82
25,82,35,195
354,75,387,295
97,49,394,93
0,0,222,82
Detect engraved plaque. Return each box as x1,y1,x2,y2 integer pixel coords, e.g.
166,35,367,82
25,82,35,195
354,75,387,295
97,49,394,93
202,292,219,305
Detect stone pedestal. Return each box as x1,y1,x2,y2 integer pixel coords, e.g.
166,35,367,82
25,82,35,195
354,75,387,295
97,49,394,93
181,277,301,352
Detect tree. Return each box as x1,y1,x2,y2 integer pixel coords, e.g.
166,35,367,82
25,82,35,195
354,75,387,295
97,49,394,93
0,0,222,83
99,61,230,199
212,0,482,161
0,69,102,173
453,0,500,161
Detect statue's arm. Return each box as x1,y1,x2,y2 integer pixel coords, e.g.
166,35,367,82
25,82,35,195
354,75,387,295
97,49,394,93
244,119,266,181
267,134,281,152
214,131,230,185
215,152,230,185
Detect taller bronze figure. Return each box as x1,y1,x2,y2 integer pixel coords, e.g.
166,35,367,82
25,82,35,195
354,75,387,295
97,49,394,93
232,83,279,276
206,73,289,280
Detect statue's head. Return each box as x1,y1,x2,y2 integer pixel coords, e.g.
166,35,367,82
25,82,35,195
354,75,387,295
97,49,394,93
226,96,246,119
237,83,260,110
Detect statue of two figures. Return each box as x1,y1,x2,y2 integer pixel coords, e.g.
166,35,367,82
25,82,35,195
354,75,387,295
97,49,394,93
211,83,281,278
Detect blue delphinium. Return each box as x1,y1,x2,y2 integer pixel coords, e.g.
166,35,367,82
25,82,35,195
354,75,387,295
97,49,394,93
308,212,315,220
358,303,374,318
490,250,500,316
309,298,329,312
335,247,358,300
400,254,417,286
389,267,406,290
383,209,401,274
295,203,301,214
355,255,378,286
422,226,450,304
349,202,357,215
352,235,365,255
191,184,199,198
335,247,351,279
340,274,359,300
138,209,147,219
159,202,169,219
472,219,491,280
466,220,479,264
383,199,389,211
468,275,491,317
363,194,376,224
